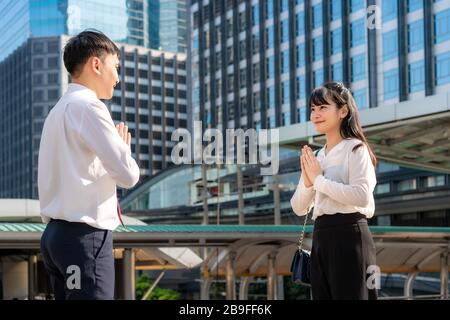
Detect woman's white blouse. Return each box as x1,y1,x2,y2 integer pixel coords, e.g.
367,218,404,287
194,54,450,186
290,138,377,220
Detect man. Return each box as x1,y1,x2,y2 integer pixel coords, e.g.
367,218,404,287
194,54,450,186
38,30,140,300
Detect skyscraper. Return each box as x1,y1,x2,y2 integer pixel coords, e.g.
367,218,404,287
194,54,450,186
189,0,450,133
0,0,151,61
149,0,189,53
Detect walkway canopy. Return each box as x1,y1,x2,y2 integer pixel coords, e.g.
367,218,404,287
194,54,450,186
0,223,449,274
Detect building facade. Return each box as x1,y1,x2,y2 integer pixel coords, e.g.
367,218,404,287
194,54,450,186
149,0,189,53
0,0,152,61
189,0,450,132
0,35,188,199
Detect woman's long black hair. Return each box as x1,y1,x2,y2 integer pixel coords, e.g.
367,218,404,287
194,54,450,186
308,81,377,167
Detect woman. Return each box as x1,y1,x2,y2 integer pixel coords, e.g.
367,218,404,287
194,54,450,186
290,82,378,300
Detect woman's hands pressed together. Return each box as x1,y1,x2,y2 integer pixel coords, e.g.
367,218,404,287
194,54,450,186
300,145,323,188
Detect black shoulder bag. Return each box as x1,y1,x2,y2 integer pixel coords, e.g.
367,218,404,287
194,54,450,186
290,149,319,286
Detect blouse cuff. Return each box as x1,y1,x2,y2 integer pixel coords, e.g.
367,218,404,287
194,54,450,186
299,180,314,193
313,174,325,191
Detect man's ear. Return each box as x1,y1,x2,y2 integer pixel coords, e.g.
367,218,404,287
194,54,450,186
90,57,101,75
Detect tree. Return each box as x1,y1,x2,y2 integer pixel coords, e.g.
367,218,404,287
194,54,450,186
135,273,180,300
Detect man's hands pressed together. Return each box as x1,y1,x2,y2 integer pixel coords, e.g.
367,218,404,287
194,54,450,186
116,122,131,148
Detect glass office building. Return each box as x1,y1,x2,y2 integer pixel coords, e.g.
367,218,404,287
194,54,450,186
149,0,188,53
189,0,450,132
0,0,189,61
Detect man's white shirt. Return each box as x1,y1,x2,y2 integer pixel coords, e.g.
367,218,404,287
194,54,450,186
38,83,140,230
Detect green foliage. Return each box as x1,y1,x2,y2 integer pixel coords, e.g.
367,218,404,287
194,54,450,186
284,276,311,300
135,273,180,300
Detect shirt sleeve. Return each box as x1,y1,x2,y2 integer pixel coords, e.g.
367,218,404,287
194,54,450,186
78,101,140,189
290,173,315,216
313,144,376,208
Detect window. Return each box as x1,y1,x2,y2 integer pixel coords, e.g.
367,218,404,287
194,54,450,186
34,106,44,117
435,9,450,44
384,69,399,100
331,28,342,54
383,30,398,61
252,4,260,26
252,34,259,54
47,41,59,53
266,26,274,49
281,20,289,43
296,12,305,36
152,72,161,80
48,89,59,100
282,80,290,104
139,69,148,78
353,89,367,109
424,175,445,188
33,42,44,53
296,43,305,67
407,0,422,12
281,51,289,74
240,97,247,116
331,0,341,21
297,75,305,99
408,60,425,93
239,40,246,61
436,52,450,85
268,116,276,128
312,3,322,29
267,85,275,108
283,112,291,126
408,20,424,52
33,90,44,101
165,88,174,96
227,46,234,65
48,57,59,68
240,69,246,88
33,58,44,70
313,36,323,61
281,0,289,12
332,61,343,82
152,87,162,95
239,12,246,32
350,0,364,13
299,106,307,123
375,183,391,194
125,68,135,76
33,74,44,85
314,69,324,88
266,0,274,19
351,54,365,82
382,0,397,22
266,56,275,79
351,19,365,47
397,179,417,191
227,74,234,93
252,63,260,83
253,92,261,112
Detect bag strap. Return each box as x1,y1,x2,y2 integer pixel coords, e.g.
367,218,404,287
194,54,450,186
297,148,320,251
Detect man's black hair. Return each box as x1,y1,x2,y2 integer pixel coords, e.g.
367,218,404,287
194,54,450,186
63,29,120,77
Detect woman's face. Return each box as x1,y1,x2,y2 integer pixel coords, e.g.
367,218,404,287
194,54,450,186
310,99,348,134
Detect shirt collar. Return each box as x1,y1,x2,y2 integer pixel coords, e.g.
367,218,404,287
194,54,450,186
67,83,98,100
319,138,351,157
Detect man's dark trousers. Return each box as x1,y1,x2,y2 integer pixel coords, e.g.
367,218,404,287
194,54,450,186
40,219,114,300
